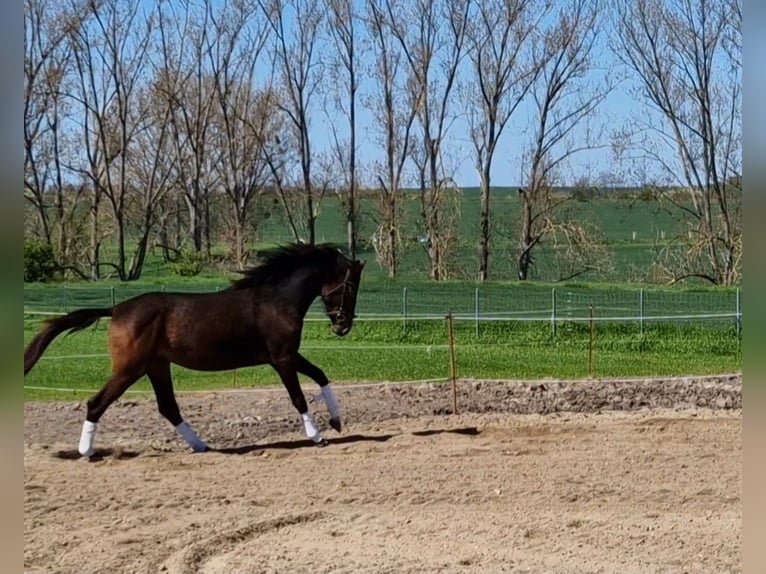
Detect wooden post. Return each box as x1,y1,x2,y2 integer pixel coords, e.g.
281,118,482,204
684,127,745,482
474,287,480,338
402,287,408,334
447,312,458,414
551,287,557,339
588,305,595,377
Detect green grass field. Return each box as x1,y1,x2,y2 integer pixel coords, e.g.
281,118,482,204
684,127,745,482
52,190,688,284
251,189,682,282
23,313,741,401
24,192,741,400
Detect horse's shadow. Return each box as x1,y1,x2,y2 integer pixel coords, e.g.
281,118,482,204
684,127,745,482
50,426,481,460
213,432,397,455
53,447,141,461
215,426,481,455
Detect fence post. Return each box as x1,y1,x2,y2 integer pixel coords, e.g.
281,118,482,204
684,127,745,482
551,288,557,339
736,287,741,338
446,312,458,414
474,287,480,338
639,288,645,335
588,305,595,377
402,287,408,333
110,286,116,307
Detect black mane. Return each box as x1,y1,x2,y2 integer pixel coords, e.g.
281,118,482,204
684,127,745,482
230,243,348,289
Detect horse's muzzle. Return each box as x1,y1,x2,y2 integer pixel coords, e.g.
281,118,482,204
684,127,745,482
333,323,351,337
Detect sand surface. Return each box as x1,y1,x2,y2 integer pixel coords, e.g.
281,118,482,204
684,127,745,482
24,375,741,574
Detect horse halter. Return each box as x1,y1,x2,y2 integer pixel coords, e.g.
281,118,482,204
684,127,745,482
323,268,357,323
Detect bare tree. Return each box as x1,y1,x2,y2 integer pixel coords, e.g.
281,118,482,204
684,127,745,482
516,0,611,281
65,0,156,280
612,0,742,285
325,0,361,258
260,0,326,244
119,89,175,280
199,0,274,269
463,0,543,281
386,0,470,279
24,0,80,270
157,0,219,256
364,0,419,276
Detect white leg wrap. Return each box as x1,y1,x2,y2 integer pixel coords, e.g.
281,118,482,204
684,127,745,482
321,384,341,420
302,412,322,443
175,421,208,452
78,420,97,457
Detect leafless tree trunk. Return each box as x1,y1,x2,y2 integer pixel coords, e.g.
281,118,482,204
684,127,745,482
261,137,303,243
24,0,84,273
365,0,418,277
158,0,218,255
65,0,155,280
122,87,176,280
25,0,59,245
208,2,260,269
386,0,469,280
204,0,275,269
325,0,360,258
260,0,325,245
464,0,543,281
517,0,611,281
611,0,742,285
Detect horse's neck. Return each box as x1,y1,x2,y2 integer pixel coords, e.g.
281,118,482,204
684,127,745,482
281,267,327,317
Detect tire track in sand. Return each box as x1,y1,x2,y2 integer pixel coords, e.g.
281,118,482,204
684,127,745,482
161,511,326,574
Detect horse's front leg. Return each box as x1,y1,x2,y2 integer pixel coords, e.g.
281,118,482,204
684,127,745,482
295,353,342,433
272,359,326,445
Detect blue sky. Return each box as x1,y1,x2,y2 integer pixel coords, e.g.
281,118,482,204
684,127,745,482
143,0,735,190
291,2,647,189
145,0,645,190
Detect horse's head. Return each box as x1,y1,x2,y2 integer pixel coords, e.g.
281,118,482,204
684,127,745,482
321,257,365,337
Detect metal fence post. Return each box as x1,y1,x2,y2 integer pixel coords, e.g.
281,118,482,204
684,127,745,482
639,288,644,335
551,287,557,339
474,287,480,338
402,287,408,333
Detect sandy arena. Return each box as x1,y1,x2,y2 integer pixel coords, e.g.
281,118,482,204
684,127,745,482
24,375,741,574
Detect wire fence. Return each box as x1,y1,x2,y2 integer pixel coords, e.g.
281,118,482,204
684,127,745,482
23,283,742,397
24,283,743,334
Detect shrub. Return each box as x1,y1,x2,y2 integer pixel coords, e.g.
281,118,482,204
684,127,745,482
168,249,204,277
24,239,56,282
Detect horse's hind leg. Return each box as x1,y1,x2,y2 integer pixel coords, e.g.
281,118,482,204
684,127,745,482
78,370,141,457
295,353,342,432
147,361,208,452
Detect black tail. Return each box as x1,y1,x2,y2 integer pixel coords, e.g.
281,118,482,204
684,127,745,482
24,308,113,376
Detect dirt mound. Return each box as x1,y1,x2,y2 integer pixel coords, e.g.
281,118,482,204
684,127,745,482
24,374,741,450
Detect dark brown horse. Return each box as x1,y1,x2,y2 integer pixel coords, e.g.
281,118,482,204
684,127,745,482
24,243,365,457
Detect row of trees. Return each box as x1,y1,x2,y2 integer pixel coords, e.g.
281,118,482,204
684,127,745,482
24,0,741,284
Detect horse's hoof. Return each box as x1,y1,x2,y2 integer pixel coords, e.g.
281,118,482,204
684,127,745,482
316,438,329,448
329,418,342,433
